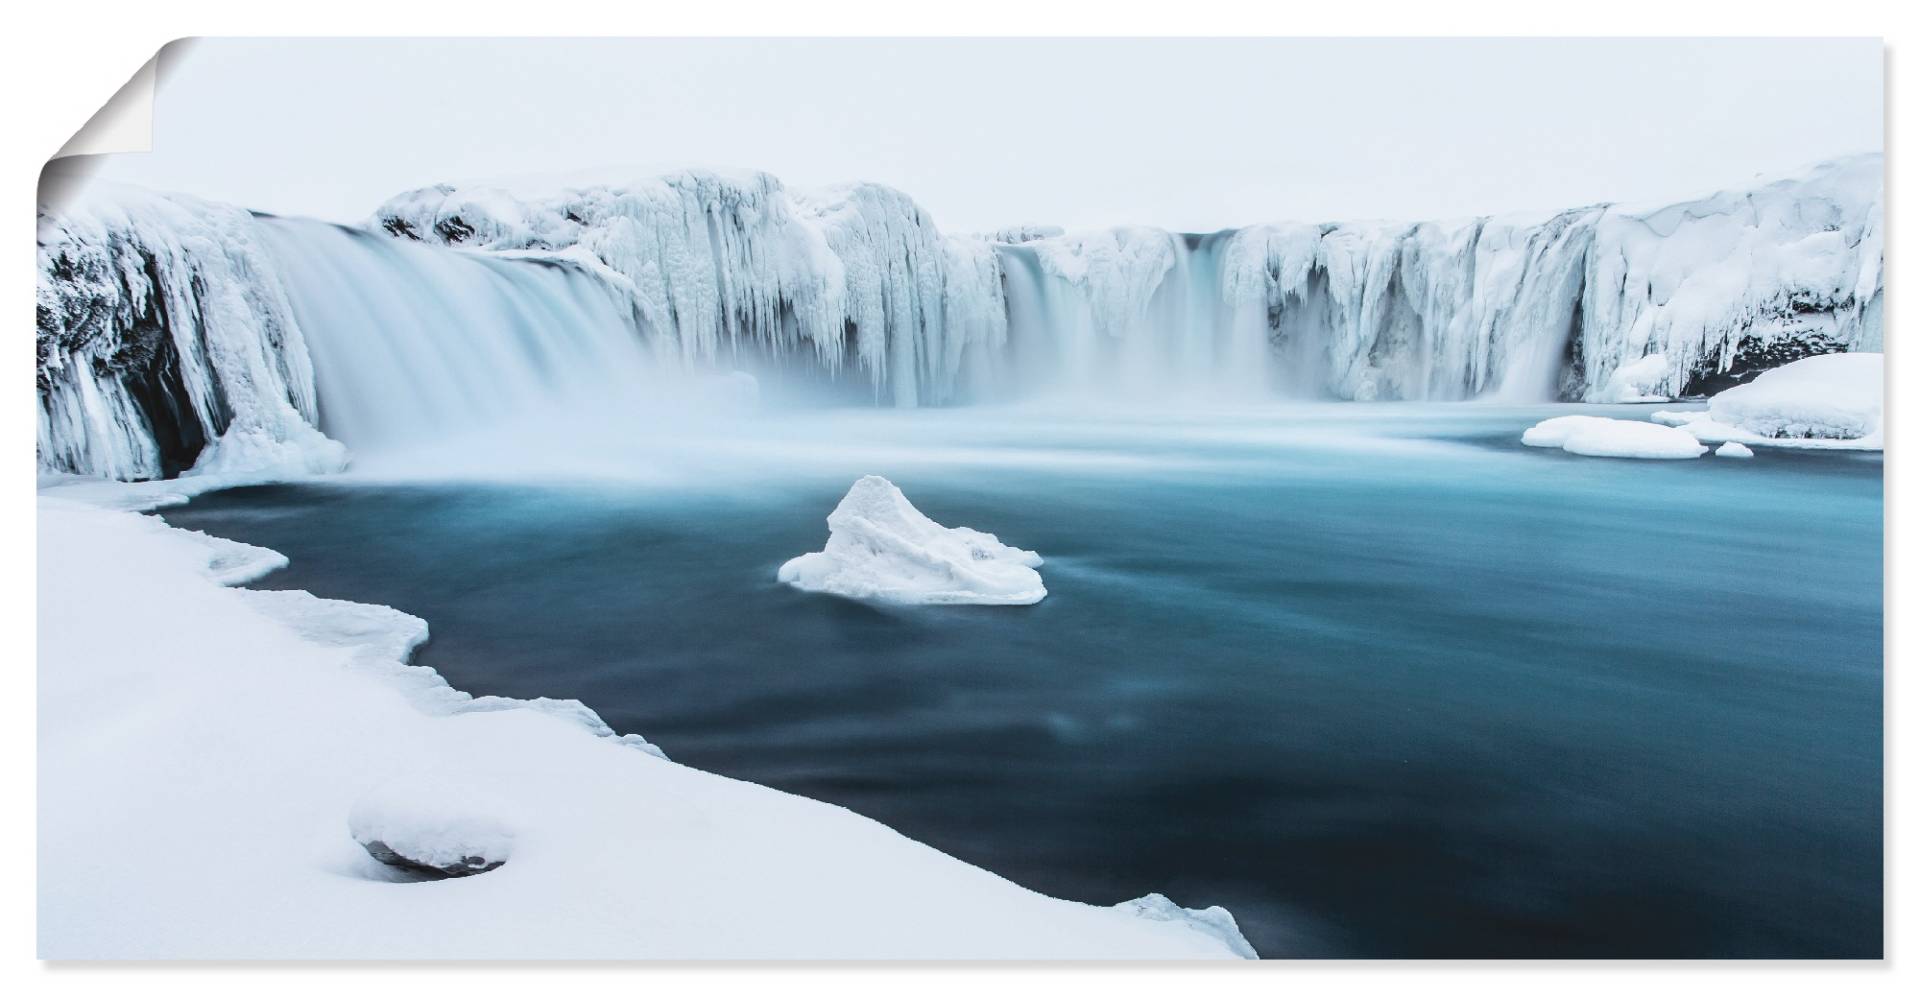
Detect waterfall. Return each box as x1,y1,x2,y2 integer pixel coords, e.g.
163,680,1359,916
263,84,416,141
255,218,655,456
38,156,1883,481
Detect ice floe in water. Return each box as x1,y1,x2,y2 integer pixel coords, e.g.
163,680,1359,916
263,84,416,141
1716,441,1756,459
1522,415,1707,459
778,475,1046,605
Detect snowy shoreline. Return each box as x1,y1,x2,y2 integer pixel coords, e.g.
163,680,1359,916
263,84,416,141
37,483,1253,959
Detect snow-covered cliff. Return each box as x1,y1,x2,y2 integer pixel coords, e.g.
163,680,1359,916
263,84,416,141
36,186,344,480
37,156,1883,480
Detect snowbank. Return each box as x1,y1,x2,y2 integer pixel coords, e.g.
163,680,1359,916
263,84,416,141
39,494,1243,958
1651,353,1883,451
1522,415,1707,459
778,476,1047,605
1707,352,1882,442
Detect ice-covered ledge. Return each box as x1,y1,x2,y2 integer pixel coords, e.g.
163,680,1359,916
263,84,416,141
36,488,1251,959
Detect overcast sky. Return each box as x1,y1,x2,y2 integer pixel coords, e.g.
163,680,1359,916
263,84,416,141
78,37,1882,233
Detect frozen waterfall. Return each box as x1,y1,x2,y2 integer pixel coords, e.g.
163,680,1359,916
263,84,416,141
37,156,1884,480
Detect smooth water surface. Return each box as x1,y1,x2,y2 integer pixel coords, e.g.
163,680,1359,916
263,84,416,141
162,406,1883,957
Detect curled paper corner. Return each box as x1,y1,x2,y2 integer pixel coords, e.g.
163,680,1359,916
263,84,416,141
42,40,194,213
53,54,158,160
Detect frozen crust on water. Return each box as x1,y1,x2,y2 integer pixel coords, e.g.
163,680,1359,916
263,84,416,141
1522,415,1708,459
779,475,1047,605
41,493,1245,957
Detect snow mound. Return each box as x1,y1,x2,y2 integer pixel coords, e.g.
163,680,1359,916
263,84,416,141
1522,415,1707,459
1521,415,1620,448
1706,352,1882,442
1717,441,1756,459
778,476,1046,605
1648,353,1884,451
349,782,515,878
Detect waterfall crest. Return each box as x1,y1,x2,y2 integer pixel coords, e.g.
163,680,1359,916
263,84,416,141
37,156,1884,480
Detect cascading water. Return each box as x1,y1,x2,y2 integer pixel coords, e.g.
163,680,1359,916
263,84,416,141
255,218,658,457
37,156,1883,481
991,230,1273,404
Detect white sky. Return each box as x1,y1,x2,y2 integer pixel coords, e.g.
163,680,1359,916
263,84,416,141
78,37,1882,233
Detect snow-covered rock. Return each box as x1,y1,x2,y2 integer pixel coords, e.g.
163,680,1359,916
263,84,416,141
1716,441,1755,458
38,494,1248,958
1651,353,1883,451
1522,415,1707,459
778,476,1047,605
349,782,516,878
1706,352,1882,442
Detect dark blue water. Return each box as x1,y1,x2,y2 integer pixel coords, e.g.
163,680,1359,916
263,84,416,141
160,407,1883,957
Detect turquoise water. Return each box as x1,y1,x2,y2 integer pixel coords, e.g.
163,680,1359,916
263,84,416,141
161,405,1883,957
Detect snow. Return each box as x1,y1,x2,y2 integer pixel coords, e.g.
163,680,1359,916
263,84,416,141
348,782,516,877
1650,353,1883,451
1597,352,1673,403
373,170,1007,408
39,493,1249,958
1521,415,1620,448
36,183,347,481
38,157,1883,481
1522,415,1708,459
1581,155,1883,401
1717,441,1755,458
778,476,1047,606
1706,352,1882,442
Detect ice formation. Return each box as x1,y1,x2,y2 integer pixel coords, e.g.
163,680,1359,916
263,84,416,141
36,184,346,481
37,156,1883,480
1522,415,1708,460
1717,441,1756,459
1705,352,1883,442
778,475,1047,605
38,492,1250,958
373,171,1009,408
1651,352,1884,451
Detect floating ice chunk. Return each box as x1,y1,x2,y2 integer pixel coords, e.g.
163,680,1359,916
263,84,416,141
1561,420,1709,459
1521,415,1621,448
1716,441,1756,459
1706,352,1882,443
778,475,1046,605
1522,415,1707,459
